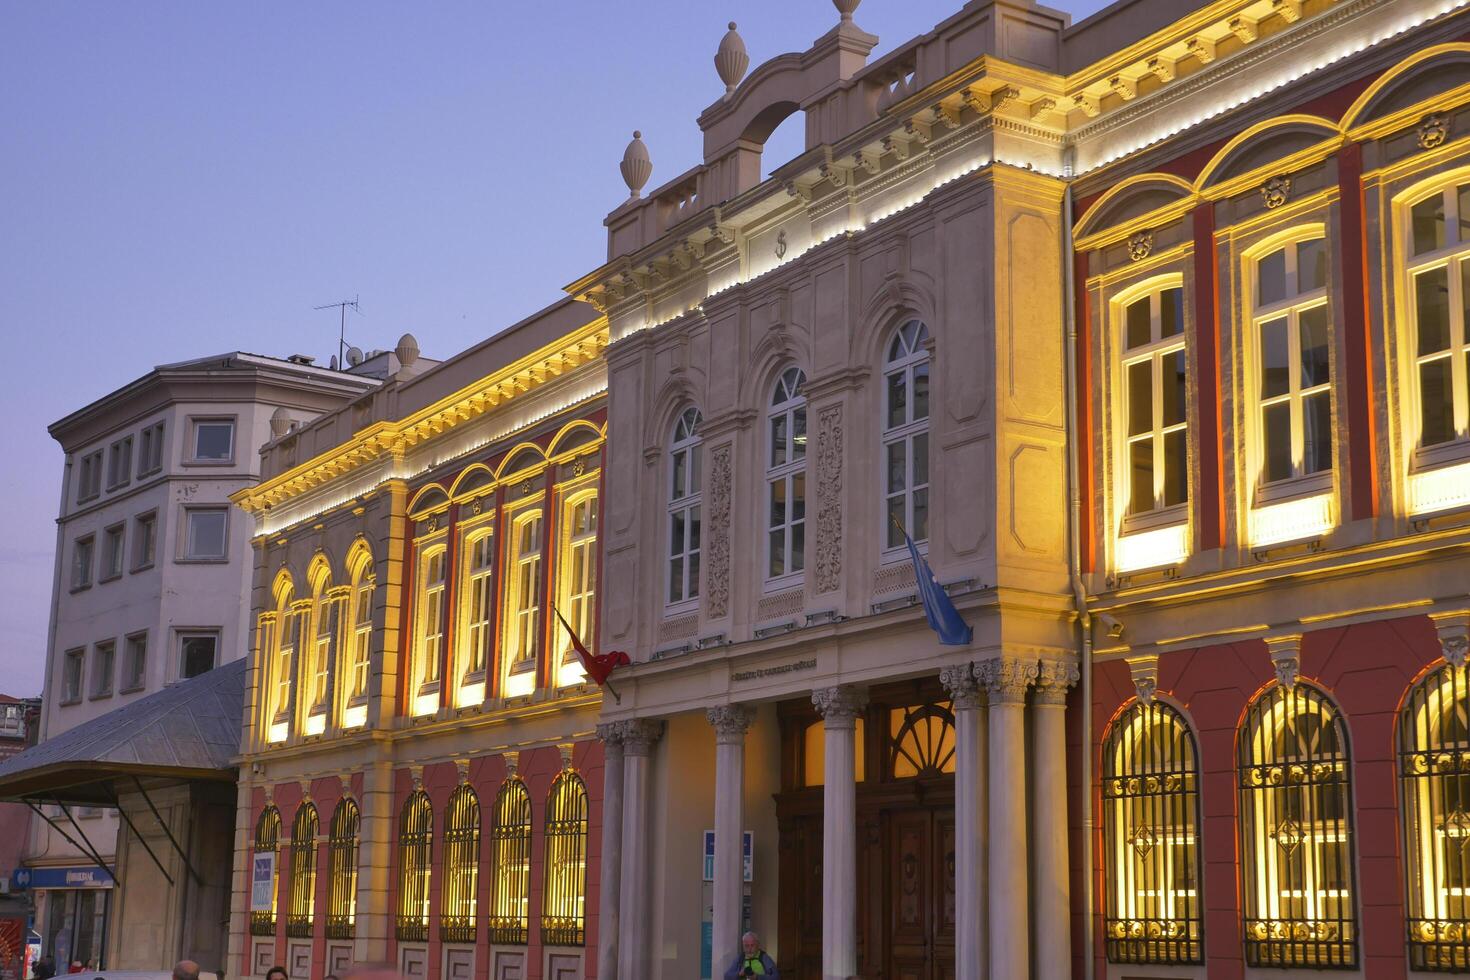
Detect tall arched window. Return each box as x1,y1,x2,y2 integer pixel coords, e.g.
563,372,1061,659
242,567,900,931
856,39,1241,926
505,513,543,676
542,771,589,946
766,367,807,584
1400,661,1470,970
461,530,495,683
395,790,433,942
269,577,297,742
1238,682,1357,968
667,407,703,605
1120,284,1188,517
412,547,447,714
882,321,930,551
287,802,319,938
345,544,374,720
306,561,336,731
557,493,598,688
441,785,481,943
1102,699,1203,965
250,806,282,935
326,797,359,939
1406,181,1470,449
489,777,533,944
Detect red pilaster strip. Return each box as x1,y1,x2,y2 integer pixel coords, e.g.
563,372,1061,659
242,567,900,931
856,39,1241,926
1192,205,1225,550
1337,141,1379,521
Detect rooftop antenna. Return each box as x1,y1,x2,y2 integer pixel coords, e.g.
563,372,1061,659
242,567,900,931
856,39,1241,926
314,295,362,369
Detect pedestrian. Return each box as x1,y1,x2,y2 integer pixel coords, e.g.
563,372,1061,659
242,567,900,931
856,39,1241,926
32,956,54,980
265,967,288,980
172,961,200,980
723,932,778,980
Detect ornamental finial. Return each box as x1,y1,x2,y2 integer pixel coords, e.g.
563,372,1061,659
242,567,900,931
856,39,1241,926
621,131,652,201
715,22,749,97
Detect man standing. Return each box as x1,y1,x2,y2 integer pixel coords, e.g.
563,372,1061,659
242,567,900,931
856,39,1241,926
171,961,200,980
723,932,778,980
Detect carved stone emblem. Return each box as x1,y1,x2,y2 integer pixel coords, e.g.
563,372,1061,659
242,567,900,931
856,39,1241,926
1126,231,1153,262
815,405,844,595
425,516,437,533
1260,175,1292,210
775,229,788,260
521,480,532,495
471,498,482,516
1419,113,1450,151
705,444,733,619
573,457,586,477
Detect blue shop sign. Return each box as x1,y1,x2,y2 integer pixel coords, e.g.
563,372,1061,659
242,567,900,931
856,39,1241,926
10,866,113,890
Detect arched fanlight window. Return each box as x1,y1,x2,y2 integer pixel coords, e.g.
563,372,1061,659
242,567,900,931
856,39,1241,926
1400,661,1470,970
326,797,360,939
286,802,319,938
395,790,433,942
250,806,282,935
766,367,807,584
489,777,533,944
1238,682,1357,968
882,321,930,551
667,407,703,606
1102,699,1203,965
441,784,481,944
542,770,589,946
888,702,955,778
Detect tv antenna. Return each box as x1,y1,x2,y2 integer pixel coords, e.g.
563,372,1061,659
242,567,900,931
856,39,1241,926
314,295,362,368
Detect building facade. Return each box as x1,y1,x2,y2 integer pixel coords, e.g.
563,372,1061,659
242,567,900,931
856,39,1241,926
228,310,611,980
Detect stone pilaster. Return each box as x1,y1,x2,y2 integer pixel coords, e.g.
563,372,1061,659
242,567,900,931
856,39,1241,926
617,719,664,980
977,656,1037,980
939,665,986,980
812,686,867,980
707,704,756,975
595,723,626,980
1033,659,1079,980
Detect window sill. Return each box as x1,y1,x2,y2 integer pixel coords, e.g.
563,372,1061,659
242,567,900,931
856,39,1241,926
460,670,487,686
180,458,236,468
119,684,144,695
507,660,536,676
1253,470,1333,508
130,562,155,574
69,584,92,594
762,574,804,595
417,680,442,696
59,697,81,707
1114,521,1190,575
98,572,122,585
1119,502,1189,537
1414,437,1470,473
88,690,113,702
663,599,700,618
136,466,162,480
175,556,229,565
106,482,130,493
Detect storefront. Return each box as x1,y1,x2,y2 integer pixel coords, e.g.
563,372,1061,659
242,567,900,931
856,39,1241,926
25,869,112,971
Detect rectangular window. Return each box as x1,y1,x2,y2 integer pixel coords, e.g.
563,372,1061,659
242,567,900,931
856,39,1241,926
272,616,293,720
91,641,115,698
189,418,235,462
882,322,931,550
101,524,125,581
463,532,495,679
507,516,543,669
1121,286,1189,517
107,436,133,490
667,410,702,606
76,450,103,504
1408,183,1470,451
350,581,372,702
183,507,228,560
123,632,147,692
310,601,336,710
62,648,84,703
180,631,218,678
137,421,165,477
133,511,157,570
72,535,94,590
417,549,447,690
0,706,23,738
559,497,597,684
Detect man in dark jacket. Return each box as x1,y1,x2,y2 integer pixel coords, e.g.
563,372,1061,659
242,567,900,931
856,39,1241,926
724,932,778,980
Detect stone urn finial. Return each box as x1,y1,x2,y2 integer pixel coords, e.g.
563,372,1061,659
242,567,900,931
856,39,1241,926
269,406,292,438
620,130,652,200
395,332,420,368
834,0,861,23
715,22,749,97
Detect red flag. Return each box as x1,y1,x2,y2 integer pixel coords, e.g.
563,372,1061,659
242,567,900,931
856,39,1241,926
553,607,629,701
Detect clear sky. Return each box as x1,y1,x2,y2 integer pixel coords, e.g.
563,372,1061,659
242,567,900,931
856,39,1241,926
0,0,1109,697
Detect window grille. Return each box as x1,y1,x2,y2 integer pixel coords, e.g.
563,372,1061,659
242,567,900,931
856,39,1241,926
441,785,481,944
541,771,589,946
326,798,359,939
882,321,930,549
395,790,433,942
888,702,955,778
1102,699,1203,964
250,806,281,935
1401,661,1470,971
1238,682,1357,968
489,778,532,944
286,803,319,938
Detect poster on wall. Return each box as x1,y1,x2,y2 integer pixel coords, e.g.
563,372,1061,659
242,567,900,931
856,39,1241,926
249,852,275,912
701,831,753,882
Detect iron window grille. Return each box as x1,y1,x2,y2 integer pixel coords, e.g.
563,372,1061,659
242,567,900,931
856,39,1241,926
326,797,360,940
1400,661,1470,971
250,806,281,936
441,785,481,944
286,803,319,938
541,771,589,946
489,778,533,944
1238,681,1358,969
1102,699,1204,965
395,790,433,942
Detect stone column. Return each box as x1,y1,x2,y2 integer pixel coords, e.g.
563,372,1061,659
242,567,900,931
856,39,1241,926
940,665,986,980
978,657,1038,980
708,704,756,975
1033,660,1080,980
355,759,394,963
617,719,664,980
595,724,627,980
812,685,868,980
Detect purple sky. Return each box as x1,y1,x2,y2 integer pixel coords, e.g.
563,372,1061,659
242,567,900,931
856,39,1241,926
0,0,1109,697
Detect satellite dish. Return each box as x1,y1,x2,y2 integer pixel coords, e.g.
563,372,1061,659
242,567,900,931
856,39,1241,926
346,346,364,366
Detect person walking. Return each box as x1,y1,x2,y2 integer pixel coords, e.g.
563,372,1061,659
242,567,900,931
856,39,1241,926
723,932,778,980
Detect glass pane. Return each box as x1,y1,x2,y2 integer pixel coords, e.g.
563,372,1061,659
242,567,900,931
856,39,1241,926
913,487,929,542
668,557,683,603
687,550,700,598
1298,306,1330,389
913,433,929,487
769,480,786,529
1162,350,1187,428
887,496,905,549
1460,185,1470,245
1414,192,1447,256
689,505,700,550
1417,266,1451,355
770,414,788,468
689,445,701,494
1420,358,1455,446
1260,317,1290,398
1127,360,1153,437
194,422,233,460
1298,238,1327,293
669,512,684,557
1303,391,1332,475
792,472,805,522
887,370,907,429
1161,288,1183,338
792,520,804,572
1257,248,1287,307
1262,401,1292,483
887,440,906,493
913,362,930,421
1163,429,1187,506
671,450,686,500
768,529,783,579
1126,296,1152,349
189,511,227,558
1128,438,1153,515
792,407,807,459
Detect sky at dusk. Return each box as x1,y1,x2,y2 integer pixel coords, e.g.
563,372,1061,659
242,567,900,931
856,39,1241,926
0,0,1110,697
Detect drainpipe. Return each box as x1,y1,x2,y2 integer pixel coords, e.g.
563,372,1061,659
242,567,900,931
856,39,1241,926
1061,148,1096,980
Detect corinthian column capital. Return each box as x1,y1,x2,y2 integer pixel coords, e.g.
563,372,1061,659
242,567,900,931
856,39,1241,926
812,685,868,725
617,718,666,757
706,703,756,742
596,721,625,747
939,663,984,710
976,656,1039,705
1034,659,1080,706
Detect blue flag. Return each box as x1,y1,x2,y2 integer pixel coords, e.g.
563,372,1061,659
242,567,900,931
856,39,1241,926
904,530,973,646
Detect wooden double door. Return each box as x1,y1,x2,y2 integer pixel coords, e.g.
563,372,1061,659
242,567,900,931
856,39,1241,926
886,806,957,980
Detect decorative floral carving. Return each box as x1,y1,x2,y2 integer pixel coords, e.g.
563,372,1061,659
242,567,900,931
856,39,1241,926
1127,231,1153,262
976,656,1039,704
706,703,756,741
938,663,983,710
1035,659,1081,705
812,685,868,722
1419,113,1450,151
706,444,733,619
1266,634,1302,688
1260,175,1292,210
1128,656,1159,704
815,405,844,595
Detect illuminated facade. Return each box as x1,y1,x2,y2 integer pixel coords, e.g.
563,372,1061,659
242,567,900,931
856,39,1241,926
228,307,609,980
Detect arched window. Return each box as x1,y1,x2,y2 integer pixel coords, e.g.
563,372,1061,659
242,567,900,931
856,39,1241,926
489,777,532,944
766,367,807,584
326,797,359,939
306,563,336,730
1400,661,1470,970
1102,699,1203,965
250,806,282,935
461,530,495,684
882,321,930,550
412,547,447,713
556,493,598,688
542,770,590,946
1119,284,1188,516
888,702,955,778
668,407,703,605
287,802,319,938
1238,682,1357,968
346,544,374,711
395,790,433,942
504,513,544,683
1405,181,1470,449
441,784,481,943
268,578,297,742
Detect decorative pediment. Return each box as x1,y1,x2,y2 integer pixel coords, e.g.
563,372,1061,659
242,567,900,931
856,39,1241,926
1196,117,1338,193
1075,174,1193,243
1344,45,1470,132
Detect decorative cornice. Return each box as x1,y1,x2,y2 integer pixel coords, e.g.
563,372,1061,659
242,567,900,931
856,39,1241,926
706,703,757,742
812,685,868,723
976,656,1039,704
938,663,984,710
